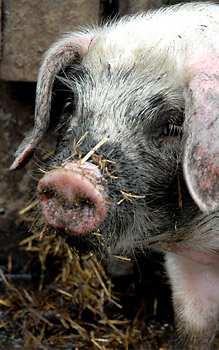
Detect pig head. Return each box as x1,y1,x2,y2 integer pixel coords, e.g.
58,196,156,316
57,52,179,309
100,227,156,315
10,3,219,349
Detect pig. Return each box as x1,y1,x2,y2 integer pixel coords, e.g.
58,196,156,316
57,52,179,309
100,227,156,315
10,2,219,349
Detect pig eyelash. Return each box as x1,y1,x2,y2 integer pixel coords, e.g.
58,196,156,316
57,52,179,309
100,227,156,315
162,124,183,138
62,97,75,114
63,99,72,110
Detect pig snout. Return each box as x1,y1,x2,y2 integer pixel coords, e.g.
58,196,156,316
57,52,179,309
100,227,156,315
37,162,108,235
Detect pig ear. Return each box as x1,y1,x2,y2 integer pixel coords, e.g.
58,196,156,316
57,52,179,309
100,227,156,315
10,32,94,170
183,59,219,213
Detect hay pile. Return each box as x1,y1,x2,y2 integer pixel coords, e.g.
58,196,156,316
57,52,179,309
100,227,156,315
0,223,173,349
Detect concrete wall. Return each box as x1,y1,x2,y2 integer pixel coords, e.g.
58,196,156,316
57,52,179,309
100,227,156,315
0,0,183,81
0,0,100,81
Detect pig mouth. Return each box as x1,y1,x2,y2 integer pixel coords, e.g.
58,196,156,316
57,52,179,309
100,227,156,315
37,167,108,235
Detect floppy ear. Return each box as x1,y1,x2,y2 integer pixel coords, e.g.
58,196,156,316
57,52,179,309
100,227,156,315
10,32,94,170
184,58,219,213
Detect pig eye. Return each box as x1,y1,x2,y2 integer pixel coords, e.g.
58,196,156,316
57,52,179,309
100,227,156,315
158,110,184,142
143,103,184,142
162,124,183,138
158,121,183,145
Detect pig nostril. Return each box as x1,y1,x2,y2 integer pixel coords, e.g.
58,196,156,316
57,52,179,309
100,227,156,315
39,187,56,200
39,188,95,212
74,197,94,209
62,196,95,211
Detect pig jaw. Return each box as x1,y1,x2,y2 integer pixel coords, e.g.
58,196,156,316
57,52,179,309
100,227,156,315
166,252,219,349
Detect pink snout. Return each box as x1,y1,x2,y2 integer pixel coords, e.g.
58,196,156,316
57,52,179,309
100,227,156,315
37,162,108,235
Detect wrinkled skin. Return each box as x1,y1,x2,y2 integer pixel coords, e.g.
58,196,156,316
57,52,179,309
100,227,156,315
11,3,219,349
